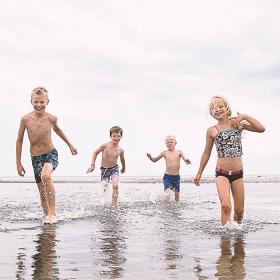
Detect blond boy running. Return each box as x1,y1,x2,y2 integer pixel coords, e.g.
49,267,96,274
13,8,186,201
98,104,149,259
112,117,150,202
147,135,191,201
16,87,77,224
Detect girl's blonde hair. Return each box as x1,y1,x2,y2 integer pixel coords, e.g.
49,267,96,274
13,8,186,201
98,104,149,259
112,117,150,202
209,95,232,118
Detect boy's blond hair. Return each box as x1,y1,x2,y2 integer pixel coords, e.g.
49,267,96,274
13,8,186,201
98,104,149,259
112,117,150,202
31,87,49,102
209,95,232,117
165,135,176,142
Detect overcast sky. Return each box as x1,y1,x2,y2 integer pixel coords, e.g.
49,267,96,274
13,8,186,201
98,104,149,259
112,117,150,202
1,0,279,177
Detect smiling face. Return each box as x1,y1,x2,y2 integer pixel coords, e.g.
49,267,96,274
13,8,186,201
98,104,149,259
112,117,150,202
31,93,49,114
209,96,231,120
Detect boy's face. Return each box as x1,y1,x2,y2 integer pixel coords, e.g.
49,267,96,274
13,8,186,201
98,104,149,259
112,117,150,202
165,138,176,150
110,132,122,144
31,94,49,114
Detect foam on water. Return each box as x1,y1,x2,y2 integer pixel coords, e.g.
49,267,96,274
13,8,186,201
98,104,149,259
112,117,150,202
149,186,176,203
100,181,113,205
1,182,280,237
188,218,267,238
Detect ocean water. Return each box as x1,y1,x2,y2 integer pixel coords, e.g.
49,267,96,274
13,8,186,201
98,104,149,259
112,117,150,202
0,177,280,279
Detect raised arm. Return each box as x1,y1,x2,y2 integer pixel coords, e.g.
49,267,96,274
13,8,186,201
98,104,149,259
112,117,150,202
86,144,104,173
16,117,26,176
194,128,214,186
230,113,265,133
180,151,191,165
53,117,77,155
120,149,125,173
146,152,164,162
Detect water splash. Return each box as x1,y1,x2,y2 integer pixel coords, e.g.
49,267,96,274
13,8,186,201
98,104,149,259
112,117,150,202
149,187,176,203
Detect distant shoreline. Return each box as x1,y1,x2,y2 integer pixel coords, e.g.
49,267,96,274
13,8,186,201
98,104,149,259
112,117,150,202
1,175,279,184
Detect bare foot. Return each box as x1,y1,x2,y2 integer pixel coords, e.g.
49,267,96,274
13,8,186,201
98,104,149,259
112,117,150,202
43,215,56,224
48,215,57,224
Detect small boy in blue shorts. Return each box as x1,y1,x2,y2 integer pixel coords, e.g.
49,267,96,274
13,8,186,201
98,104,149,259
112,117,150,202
16,87,77,224
147,135,191,201
86,126,125,204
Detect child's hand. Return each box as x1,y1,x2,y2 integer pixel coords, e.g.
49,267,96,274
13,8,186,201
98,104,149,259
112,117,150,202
70,145,78,155
86,164,95,173
146,153,152,160
193,173,201,186
121,167,125,173
229,112,246,128
17,163,26,177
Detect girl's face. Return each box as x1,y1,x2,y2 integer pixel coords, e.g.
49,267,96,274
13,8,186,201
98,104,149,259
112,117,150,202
211,99,228,120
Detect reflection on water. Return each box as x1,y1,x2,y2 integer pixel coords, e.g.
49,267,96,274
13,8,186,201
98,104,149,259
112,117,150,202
16,247,27,280
31,225,59,280
215,236,246,280
97,208,127,279
164,238,182,270
193,257,209,280
160,204,183,271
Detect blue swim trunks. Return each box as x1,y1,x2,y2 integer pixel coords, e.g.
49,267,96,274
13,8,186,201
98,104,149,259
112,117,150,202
100,164,119,182
163,174,181,192
31,148,58,183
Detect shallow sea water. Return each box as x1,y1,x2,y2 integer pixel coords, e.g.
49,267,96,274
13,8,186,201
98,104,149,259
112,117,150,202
0,179,280,279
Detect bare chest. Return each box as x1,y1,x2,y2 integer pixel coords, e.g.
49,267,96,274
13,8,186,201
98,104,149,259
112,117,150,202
26,117,53,136
165,152,180,163
103,147,121,159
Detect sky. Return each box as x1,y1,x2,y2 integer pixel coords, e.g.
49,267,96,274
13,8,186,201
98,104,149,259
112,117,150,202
1,0,279,177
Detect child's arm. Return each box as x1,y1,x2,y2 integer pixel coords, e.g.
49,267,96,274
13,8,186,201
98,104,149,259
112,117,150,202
86,145,104,173
16,118,26,176
120,150,125,173
53,117,78,155
230,113,265,133
180,151,191,165
146,152,164,162
194,128,214,186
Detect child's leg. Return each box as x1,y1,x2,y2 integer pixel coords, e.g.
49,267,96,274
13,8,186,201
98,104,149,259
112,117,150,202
175,176,180,201
164,187,171,202
111,176,119,205
216,176,232,225
41,163,56,223
231,179,245,223
36,182,49,216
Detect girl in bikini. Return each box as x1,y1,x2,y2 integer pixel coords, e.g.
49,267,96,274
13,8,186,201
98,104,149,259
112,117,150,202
194,96,265,225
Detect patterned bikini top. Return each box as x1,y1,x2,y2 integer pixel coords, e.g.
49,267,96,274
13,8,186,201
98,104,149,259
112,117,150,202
214,126,243,158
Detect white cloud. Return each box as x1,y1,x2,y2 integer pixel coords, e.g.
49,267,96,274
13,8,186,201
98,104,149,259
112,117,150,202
1,0,279,177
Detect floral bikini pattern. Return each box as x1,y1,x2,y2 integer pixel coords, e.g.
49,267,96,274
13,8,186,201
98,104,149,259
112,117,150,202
214,128,243,158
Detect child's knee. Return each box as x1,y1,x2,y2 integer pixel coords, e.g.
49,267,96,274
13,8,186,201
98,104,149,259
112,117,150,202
41,173,52,184
221,202,231,213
